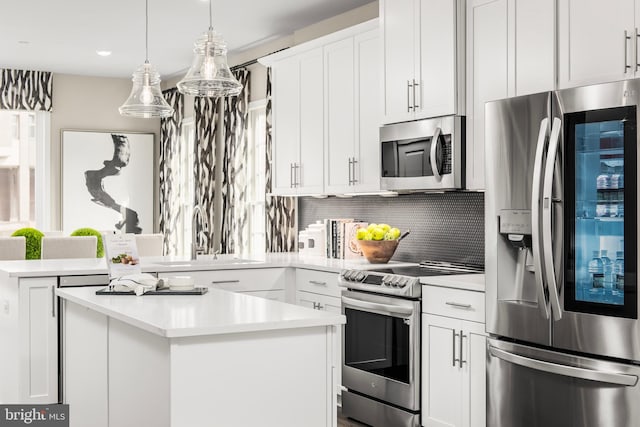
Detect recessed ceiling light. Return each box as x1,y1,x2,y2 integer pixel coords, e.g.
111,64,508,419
96,50,112,57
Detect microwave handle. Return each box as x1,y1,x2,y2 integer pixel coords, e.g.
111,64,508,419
430,127,442,182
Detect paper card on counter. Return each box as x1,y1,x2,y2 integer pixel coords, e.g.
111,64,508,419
102,233,142,279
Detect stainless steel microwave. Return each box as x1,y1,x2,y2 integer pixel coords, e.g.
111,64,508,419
380,116,465,191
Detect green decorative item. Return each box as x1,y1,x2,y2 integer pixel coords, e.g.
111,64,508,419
70,228,104,258
11,228,44,260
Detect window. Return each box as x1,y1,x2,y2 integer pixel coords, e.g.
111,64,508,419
245,100,267,255
0,110,44,233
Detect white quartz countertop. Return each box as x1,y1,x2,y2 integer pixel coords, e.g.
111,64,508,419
420,273,485,292
57,286,345,338
0,253,417,278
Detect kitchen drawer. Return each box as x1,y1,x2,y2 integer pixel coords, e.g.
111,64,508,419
296,291,341,312
422,285,485,323
296,269,341,298
158,268,286,292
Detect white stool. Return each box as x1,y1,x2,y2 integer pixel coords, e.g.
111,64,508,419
41,236,98,259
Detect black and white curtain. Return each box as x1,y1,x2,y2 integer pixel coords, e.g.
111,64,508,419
159,88,184,255
265,68,297,252
220,70,250,254
0,68,53,111
193,97,220,253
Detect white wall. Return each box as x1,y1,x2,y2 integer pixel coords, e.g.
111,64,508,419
49,74,160,230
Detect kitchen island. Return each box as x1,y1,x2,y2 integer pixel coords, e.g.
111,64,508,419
57,286,345,427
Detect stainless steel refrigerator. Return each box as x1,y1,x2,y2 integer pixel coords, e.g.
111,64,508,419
485,79,640,427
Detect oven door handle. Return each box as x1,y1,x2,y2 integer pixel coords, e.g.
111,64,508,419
342,296,414,316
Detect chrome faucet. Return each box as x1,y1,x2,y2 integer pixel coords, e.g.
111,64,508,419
191,205,209,260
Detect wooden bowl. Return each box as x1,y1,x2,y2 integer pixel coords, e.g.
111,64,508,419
357,239,399,264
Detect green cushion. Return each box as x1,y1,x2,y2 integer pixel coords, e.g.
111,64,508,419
70,228,104,258
11,228,44,260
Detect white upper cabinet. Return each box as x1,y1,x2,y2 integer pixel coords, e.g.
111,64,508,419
466,0,555,190
261,20,380,196
325,28,381,194
558,0,635,89
381,0,465,125
270,49,324,195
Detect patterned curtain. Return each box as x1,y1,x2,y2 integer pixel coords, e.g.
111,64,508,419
220,70,251,254
0,68,53,111
193,97,220,253
265,68,297,252
159,88,184,255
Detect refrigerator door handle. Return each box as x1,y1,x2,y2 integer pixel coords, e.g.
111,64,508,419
531,117,551,319
542,117,563,321
489,345,638,387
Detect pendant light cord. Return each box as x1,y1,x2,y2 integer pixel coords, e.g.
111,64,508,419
209,0,213,30
145,0,149,63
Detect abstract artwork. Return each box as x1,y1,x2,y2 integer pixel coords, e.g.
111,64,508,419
61,130,154,234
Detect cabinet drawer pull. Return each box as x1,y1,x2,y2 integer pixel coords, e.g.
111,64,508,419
445,301,472,309
309,280,327,286
210,280,241,285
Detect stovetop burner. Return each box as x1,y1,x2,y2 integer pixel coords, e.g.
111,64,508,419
370,261,484,278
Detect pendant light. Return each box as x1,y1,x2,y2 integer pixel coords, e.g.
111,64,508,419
119,0,174,118
176,0,242,97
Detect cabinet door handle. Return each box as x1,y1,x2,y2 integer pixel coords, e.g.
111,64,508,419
290,163,294,188
452,330,460,366
407,80,413,112
413,79,420,109
294,163,300,188
633,27,640,72
459,331,467,367
309,280,327,286
445,301,472,309
210,280,241,285
625,30,632,73
351,158,358,184
348,157,353,185
51,286,56,318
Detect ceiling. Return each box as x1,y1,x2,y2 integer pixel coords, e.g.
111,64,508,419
0,0,374,79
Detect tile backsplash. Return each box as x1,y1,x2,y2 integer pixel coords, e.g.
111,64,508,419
298,192,485,267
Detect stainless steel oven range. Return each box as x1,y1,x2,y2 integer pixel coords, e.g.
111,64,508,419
339,262,483,427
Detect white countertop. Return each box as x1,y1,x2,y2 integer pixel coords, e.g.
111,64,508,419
0,253,417,278
57,286,345,338
420,273,485,292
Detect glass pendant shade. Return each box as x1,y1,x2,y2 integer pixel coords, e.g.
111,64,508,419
177,29,243,97
119,62,174,118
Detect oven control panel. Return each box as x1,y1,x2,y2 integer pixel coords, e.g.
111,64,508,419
338,269,421,298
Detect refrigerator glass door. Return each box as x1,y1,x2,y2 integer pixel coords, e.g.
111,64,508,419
487,338,640,427
553,79,640,361
565,106,637,318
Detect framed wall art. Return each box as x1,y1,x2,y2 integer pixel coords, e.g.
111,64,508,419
61,130,154,234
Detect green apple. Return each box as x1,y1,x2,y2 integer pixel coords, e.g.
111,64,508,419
367,223,378,232
363,231,373,241
378,223,391,233
371,227,386,241
385,227,401,240
356,228,368,240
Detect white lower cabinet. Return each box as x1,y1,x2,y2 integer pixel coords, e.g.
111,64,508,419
295,269,342,393
0,276,59,404
422,286,486,427
18,277,59,404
